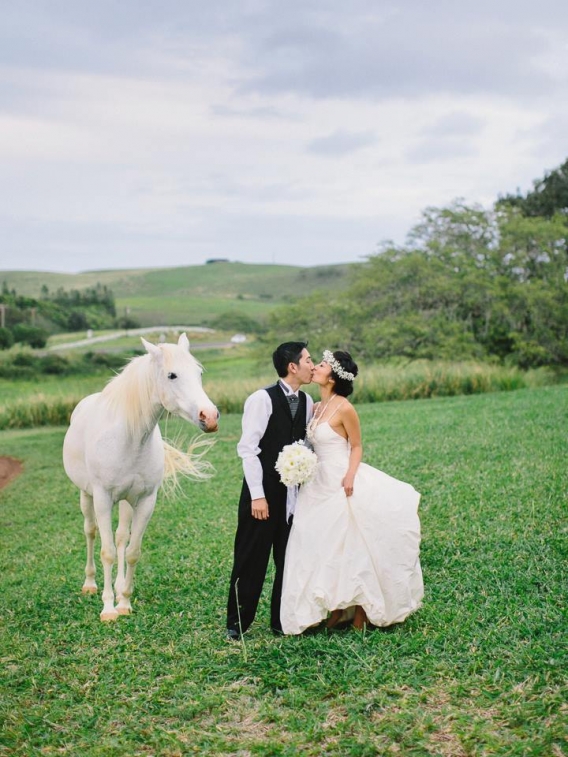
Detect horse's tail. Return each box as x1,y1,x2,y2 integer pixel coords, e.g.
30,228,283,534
162,435,215,497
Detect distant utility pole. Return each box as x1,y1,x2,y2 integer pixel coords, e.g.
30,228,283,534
0,304,6,328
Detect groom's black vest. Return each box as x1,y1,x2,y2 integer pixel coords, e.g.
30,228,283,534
239,383,308,512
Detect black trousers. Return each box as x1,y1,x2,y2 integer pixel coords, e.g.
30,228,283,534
226,481,291,634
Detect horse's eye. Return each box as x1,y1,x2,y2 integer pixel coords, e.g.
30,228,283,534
167,372,178,380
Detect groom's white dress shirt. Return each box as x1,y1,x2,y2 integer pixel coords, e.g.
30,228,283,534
237,380,314,518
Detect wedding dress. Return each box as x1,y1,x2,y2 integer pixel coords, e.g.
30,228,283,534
280,414,424,635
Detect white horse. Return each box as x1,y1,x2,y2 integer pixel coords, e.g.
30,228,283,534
63,333,219,621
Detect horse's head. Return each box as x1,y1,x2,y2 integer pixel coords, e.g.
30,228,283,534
142,334,219,433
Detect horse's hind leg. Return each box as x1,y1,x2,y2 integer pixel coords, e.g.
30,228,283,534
80,490,97,594
115,499,133,615
120,490,158,616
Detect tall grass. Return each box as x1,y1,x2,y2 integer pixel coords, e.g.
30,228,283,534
0,394,80,430
209,361,556,415
353,360,555,403
0,360,558,429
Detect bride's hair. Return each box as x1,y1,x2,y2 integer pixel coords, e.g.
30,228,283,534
331,351,358,397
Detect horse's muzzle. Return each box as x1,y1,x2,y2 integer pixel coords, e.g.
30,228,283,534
199,408,220,433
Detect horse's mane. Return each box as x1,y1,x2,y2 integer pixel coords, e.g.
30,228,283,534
102,353,158,437
101,346,204,438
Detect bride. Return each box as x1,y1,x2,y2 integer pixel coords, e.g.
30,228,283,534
280,350,424,634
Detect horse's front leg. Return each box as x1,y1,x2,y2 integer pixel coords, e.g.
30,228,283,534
118,490,158,616
80,490,97,594
92,487,118,621
115,499,133,615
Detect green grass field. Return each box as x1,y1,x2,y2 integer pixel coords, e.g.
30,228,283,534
0,262,352,327
1,386,566,755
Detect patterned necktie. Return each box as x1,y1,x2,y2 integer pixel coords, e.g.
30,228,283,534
287,394,299,419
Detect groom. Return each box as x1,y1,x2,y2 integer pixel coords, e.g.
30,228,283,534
226,341,314,639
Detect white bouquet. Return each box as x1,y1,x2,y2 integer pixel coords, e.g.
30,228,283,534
275,440,318,487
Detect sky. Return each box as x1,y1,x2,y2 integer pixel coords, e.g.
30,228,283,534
1,0,567,273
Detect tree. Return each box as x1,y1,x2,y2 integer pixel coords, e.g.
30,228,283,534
265,200,568,367
498,158,568,218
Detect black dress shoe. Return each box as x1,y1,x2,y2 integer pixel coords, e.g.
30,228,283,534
226,628,241,641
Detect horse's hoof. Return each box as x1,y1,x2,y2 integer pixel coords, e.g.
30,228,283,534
82,585,98,595
100,610,119,622
116,605,132,616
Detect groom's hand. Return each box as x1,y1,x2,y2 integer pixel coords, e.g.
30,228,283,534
252,498,269,520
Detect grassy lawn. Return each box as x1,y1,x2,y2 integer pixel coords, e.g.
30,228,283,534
115,294,280,327
0,263,351,300
0,386,566,755
0,375,108,405
0,262,353,328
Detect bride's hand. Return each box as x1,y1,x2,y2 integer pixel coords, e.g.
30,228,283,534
342,474,355,497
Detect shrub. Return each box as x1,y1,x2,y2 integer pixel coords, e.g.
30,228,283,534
12,324,49,348
67,311,88,331
0,327,14,350
211,310,266,334
12,351,39,368
115,315,141,329
40,354,70,375
83,351,129,370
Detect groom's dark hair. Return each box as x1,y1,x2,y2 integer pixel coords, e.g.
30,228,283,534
273,341,308,377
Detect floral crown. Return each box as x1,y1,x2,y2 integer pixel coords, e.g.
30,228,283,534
322,350,355,381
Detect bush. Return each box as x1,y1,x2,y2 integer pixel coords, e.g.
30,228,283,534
12,324,49,349
115,315,141,329
83,351,130,370
0,327,14,350
67,311,88,331
12,351,39,368
40,354,70,375
211,310,266,334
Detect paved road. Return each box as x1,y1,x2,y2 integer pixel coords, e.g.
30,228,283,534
49,325,216,351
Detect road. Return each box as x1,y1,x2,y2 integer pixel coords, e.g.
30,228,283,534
48,325,217,351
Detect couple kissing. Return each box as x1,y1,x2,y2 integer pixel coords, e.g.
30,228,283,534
226,341,423,639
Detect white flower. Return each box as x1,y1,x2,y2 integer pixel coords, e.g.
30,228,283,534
275,440,318,487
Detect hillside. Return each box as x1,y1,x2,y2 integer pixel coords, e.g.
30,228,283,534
0,262,354,327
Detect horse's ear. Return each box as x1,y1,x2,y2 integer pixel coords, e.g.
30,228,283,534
141,337,162,359
178,333,191,351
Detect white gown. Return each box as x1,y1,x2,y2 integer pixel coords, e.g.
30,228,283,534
280,418,424,635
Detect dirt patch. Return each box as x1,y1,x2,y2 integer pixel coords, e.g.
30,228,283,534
0,457,23,490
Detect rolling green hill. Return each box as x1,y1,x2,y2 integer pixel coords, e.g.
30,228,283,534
0,262,353,326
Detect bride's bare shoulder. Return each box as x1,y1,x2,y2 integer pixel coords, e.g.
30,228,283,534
339,399,358,418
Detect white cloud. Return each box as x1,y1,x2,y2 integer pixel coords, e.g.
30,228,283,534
0,1,567,272
307,130,378,156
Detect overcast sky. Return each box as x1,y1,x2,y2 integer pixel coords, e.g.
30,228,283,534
1,0,567,273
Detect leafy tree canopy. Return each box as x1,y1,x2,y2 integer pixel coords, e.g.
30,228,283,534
0,281,118,336
497,158,568,218
265,178,568,368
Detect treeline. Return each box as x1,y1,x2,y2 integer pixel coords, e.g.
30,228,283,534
267,159,568,368
0,282,135,349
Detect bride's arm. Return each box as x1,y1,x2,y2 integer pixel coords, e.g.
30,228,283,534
341,404,363,497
